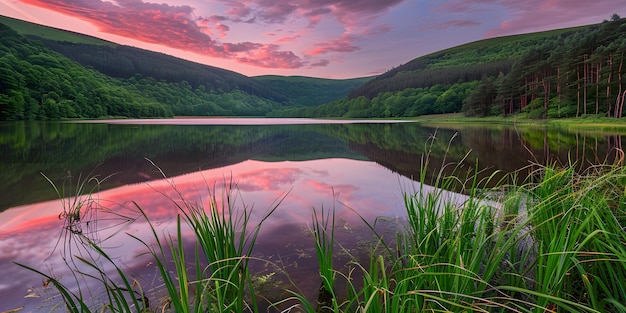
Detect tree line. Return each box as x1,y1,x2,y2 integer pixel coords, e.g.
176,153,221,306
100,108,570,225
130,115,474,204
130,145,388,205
464,14,626,118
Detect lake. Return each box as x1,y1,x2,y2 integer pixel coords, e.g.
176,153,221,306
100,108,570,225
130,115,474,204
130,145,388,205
0,118,623,312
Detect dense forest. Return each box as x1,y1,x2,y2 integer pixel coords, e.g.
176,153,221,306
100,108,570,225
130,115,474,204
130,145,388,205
272,16,626,119
33,38,287,102
465,14,626,118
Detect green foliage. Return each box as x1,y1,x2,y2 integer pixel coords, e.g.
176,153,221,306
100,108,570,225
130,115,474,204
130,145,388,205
467,17,626,118
269,82,478,118
0,23,174,120
0,19,375,120
252,75,372,106
280,17,625,119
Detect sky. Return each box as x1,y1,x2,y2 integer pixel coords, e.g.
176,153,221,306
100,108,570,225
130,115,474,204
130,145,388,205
1,0,626,78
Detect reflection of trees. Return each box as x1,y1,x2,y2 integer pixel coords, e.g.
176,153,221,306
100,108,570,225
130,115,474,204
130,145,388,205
324,124,624,189
0,122,360,209
1,121,623,209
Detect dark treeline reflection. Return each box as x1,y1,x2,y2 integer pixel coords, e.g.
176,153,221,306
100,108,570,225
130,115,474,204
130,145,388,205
1,120,622,210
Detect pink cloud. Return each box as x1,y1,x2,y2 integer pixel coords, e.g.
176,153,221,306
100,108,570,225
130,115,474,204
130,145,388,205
236,167,303,191
217,0,404,27
223,1,252,19
216,0,404,56
437,0,626,38
19,0,306,69
310,59,330,67
276,35,301,43
237,44,306,68
306,34,360,56
18,0,408,72
304,180,359,201
215,23,230,38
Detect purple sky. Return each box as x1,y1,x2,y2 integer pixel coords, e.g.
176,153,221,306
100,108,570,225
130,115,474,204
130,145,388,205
1,0,626,78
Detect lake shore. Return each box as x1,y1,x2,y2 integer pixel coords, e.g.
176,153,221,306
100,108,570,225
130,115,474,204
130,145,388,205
408,113,626,135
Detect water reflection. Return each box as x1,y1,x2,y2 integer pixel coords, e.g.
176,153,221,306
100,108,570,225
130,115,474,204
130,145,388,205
2,120,623,211
0,158,437,312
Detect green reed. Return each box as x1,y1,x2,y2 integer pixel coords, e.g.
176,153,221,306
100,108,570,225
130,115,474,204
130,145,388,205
520,164,626,312
311,204,338,312
289,140,626,312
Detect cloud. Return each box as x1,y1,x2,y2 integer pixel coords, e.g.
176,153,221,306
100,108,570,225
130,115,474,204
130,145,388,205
217,0,405,27
236,167,303,191
215,23,230,38
19,0,306,69
310,59,330,67
306,34,360,55
237,44,306,68
437,0,626,37
421,19,481,31
216,0,404,56
18,0,408,72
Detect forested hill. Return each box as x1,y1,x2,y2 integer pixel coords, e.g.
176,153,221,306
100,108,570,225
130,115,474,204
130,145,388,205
270,15,626,119
252,75,372,106
0,15,369,120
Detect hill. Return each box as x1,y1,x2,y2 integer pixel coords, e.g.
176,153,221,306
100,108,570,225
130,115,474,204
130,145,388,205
252,75,372,106
271,16,626,119
0,15,368,120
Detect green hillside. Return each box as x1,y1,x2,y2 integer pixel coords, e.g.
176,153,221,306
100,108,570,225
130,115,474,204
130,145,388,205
270,16,626,119
3,14,626,121
0,15,369,120
0,15,113,46
252,75,372,106
0,21,289,120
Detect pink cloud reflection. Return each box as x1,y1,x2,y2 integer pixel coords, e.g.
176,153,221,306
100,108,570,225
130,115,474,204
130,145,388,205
0,158,457,311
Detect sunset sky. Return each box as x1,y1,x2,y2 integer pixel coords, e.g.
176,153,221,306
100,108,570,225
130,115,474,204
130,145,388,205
1,0,626,78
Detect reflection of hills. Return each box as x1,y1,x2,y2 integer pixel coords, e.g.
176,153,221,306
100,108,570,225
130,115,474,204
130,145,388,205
0,122,364,210
97,127,365,186
342,125,622,189
1,121,622,210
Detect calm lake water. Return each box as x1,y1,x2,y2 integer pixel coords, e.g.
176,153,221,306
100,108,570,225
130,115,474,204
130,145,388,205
0,118,623,311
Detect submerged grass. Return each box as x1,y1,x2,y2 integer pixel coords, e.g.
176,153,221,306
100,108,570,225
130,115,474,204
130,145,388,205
17,149,626,312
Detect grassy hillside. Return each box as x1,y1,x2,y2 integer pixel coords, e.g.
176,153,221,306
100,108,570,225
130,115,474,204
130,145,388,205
253,75,372,106
0,15,113,46
349,25,589,99
4,13,623,121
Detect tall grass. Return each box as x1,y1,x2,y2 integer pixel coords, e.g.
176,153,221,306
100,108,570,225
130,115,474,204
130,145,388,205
288,137,626,312
19,173,284,313
18,153,626,312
